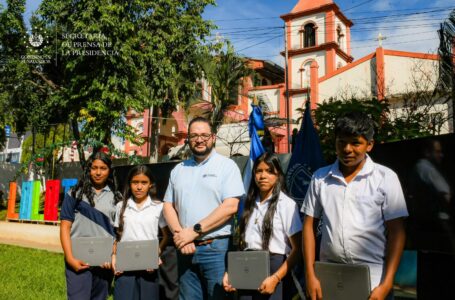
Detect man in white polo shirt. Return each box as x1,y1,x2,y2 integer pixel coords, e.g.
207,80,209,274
302,112,408,300
163,116,245,300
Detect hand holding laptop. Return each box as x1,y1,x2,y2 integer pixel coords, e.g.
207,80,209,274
222,272,236,292
66,256,90,273
258,275,280,295
305,273,323,300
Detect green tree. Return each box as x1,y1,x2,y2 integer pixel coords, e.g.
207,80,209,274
191,42,253,133
20,124,70,178
1,0,215,163
309,98,432,161
0,0,32,149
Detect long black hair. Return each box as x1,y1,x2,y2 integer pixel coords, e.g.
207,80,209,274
116,165,157,242
71,151,122,207
239,152,286,250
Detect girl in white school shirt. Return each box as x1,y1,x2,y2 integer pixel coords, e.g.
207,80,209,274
112,165,169,299
223,153,302,300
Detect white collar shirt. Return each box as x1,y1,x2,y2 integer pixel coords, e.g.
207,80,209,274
114,196,167,242
244,191,302,255
302,155,408,288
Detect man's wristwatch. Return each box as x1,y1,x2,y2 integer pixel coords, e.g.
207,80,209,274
193,223,203,235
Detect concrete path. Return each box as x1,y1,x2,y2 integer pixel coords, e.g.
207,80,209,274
0,220,62,253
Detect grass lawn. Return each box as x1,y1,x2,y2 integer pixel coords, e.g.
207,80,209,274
0,208,6,221
0,244,115,300
0,244,66,299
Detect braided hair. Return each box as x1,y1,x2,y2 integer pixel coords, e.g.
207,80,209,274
116,165,157,242
239,152,287,251
71,152,122,207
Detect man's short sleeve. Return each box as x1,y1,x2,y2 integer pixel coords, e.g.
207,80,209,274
221,161,245,200
382,170,409,221
301,175,323,218
163,171,175,203
60,192,77,221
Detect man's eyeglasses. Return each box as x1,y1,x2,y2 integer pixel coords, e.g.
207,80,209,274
188,133,213,141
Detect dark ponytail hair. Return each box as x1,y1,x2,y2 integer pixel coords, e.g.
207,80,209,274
71,151,122,207
239,152,286,251
116,165,157,241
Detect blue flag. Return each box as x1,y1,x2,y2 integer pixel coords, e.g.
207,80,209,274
243,104,266,192
286,101,325,208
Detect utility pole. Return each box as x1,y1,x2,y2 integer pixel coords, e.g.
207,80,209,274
284,23,291,153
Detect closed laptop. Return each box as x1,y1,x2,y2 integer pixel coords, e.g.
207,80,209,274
116,240,159,272
315,261,371,300
71,236,113,266
228,251,270,290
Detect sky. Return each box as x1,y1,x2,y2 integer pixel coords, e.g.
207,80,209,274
2,0,454,66
203,0,455,65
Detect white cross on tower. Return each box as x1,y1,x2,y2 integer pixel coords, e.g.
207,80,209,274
375,33,387,47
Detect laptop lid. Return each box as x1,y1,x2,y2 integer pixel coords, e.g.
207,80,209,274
315,262,371,300
71,236,113,266
116,240,159,272
228,251,270,290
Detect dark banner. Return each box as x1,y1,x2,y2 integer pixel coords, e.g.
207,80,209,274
370,133,455,254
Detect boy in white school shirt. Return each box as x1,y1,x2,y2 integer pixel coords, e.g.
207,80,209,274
302,112,408,300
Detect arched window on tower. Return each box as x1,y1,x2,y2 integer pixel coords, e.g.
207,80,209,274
300,61,313,88
304,23,316,47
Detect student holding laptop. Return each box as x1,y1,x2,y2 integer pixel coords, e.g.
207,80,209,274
112,165,169,299
302,112,408,300
60,151,122,300
223,153,302,299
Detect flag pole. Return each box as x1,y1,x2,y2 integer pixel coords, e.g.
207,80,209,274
284,23,291,153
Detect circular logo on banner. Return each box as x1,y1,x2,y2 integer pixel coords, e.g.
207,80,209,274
286,163,313,207
23,26,49,53
29,33,44,47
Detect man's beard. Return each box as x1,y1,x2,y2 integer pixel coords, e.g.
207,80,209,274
190,143,213,158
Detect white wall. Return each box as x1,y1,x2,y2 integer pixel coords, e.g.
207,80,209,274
319,57,374,101
215,122,250,157
335,55,346,69
384,55,439,96
249,88,281,114
291,50,325,88
291,93,308,121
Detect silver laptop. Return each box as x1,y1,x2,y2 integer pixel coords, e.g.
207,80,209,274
228,251,270,290
116,240,159,272
71,236,113,266
315,261,371,300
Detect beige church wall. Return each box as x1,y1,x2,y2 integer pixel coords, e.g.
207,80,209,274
291,51,326,89
290,13,326,50
384,55,439,96
249,88,281,113
319,58,374,101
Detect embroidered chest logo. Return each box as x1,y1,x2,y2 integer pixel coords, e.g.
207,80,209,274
202,174,217,178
